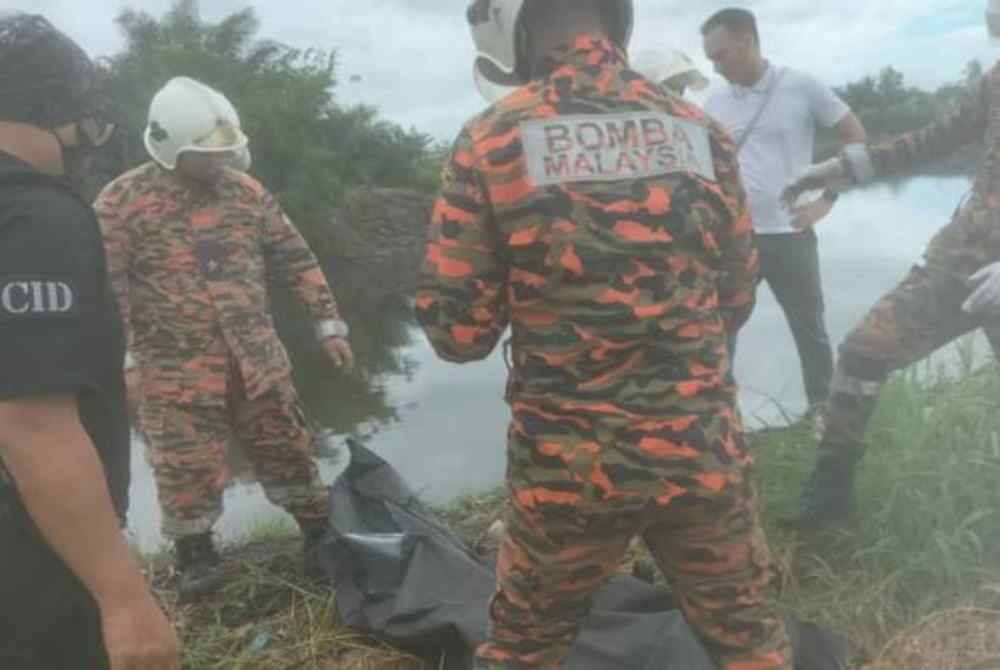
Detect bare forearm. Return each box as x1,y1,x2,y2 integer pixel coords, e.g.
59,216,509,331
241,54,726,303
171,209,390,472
837,113,867,146
0,409,150,609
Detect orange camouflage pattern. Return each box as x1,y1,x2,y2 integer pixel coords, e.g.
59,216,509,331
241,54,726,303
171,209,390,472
140,359,326,538
868,62,1000,279
95,162,342,406
820,62,1000,458
417,36,790,670
95,162,338,536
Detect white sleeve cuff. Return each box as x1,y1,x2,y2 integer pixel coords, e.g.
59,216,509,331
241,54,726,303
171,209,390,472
315,319,350,341
842,143,876,184
124,351,137,371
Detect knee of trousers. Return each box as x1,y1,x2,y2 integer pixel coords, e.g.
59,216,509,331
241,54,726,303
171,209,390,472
822,350,887,450
835,343,892,386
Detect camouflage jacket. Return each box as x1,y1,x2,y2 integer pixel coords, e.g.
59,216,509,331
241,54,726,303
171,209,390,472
417,37,757,422
95,162,342,405
867,62,1000,276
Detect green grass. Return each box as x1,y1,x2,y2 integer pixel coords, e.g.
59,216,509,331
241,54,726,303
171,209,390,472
142,522,424,670
149,348,1000,668
755,346,1000,667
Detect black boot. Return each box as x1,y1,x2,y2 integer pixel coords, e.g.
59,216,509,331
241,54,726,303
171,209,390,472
175,532,224,602
297,519,328,581
784,447,862,531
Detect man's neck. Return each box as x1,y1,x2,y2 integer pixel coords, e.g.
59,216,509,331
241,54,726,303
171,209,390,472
531,30,609,75
745,58,769,88
0,123,64,176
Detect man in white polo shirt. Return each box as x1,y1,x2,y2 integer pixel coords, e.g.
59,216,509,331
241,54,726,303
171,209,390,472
702,7,866,417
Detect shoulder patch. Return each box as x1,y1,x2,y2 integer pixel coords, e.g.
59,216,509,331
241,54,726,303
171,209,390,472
0,277,81,320
520,112,716,186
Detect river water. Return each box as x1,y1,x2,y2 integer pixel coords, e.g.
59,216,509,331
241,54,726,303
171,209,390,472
127,175,982,550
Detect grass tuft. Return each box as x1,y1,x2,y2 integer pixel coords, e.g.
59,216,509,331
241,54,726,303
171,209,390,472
146,349,1000,668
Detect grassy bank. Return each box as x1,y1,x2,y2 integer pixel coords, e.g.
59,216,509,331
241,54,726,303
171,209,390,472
757,352,1000,668
153,352,1000,669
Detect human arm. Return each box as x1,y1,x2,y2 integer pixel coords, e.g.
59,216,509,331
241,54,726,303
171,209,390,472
260,191,353,368
789,81,867,230
835,111,867,146
0,193,178,669
0,396,180,670
709,123,759,334
93,183,142,409
785,72,989,202
415,128,509,362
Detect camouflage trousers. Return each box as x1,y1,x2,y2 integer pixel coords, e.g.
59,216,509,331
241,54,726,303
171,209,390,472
821,263,1000,455
140,373,328,539
476,406,792,669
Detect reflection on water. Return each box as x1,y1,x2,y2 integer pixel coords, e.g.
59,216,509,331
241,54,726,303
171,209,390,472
736,175,980,423
127,175,981,551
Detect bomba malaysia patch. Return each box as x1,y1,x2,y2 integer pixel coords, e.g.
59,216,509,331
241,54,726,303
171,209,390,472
521,112,716,187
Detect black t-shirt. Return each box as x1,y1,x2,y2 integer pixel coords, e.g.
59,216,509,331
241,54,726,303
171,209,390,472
0,152,130,520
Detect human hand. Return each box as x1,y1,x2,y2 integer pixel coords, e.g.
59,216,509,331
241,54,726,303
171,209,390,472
101,592,181,670
789,195,835,231
782,157,845,207
321,337,355,370
963,262,1000,316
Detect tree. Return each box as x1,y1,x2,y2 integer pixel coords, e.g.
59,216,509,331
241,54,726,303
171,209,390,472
104,1,442,430
818,63,979,175
107,0,437,257
965,59,984,86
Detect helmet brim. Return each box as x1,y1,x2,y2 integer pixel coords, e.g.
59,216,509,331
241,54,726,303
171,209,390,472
686,71,710,92
144,125,248,171
473,56,523,103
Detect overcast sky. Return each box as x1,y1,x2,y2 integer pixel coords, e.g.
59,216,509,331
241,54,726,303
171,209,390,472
9,1,994,140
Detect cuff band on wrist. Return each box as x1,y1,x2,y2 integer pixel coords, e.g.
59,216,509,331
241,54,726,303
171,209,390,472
841,143,875,184
315,319,349,341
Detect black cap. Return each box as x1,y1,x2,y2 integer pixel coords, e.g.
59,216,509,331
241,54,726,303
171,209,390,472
0,13,97,128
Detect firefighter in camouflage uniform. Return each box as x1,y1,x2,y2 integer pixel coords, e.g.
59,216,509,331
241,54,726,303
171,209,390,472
94,77,353,599
416,1,792,668
783,0,1000,530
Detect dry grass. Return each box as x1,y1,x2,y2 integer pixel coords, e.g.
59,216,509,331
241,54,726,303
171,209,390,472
145,351,1000,669
863,605,1000,670
144,535,428,670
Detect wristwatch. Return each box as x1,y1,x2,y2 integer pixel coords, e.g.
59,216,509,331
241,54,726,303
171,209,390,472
821,187,840,203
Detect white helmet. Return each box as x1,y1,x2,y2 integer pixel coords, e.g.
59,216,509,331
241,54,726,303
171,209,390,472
143,76,248,170
227,146,252,172
467,0,634,102
631,49,710,96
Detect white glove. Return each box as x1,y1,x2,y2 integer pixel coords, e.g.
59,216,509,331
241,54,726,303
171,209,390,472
962,262,1000,315
782,143,874,206
782,157,845,207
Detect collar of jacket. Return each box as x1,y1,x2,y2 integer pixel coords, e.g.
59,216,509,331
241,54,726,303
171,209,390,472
0,149,87,207
153,160,231,200
534,35,627,81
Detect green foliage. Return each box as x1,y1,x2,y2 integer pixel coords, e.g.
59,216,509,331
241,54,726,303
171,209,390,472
757,343,1000,657
816,60,985,171
106,0,438,256
836,64,972,138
